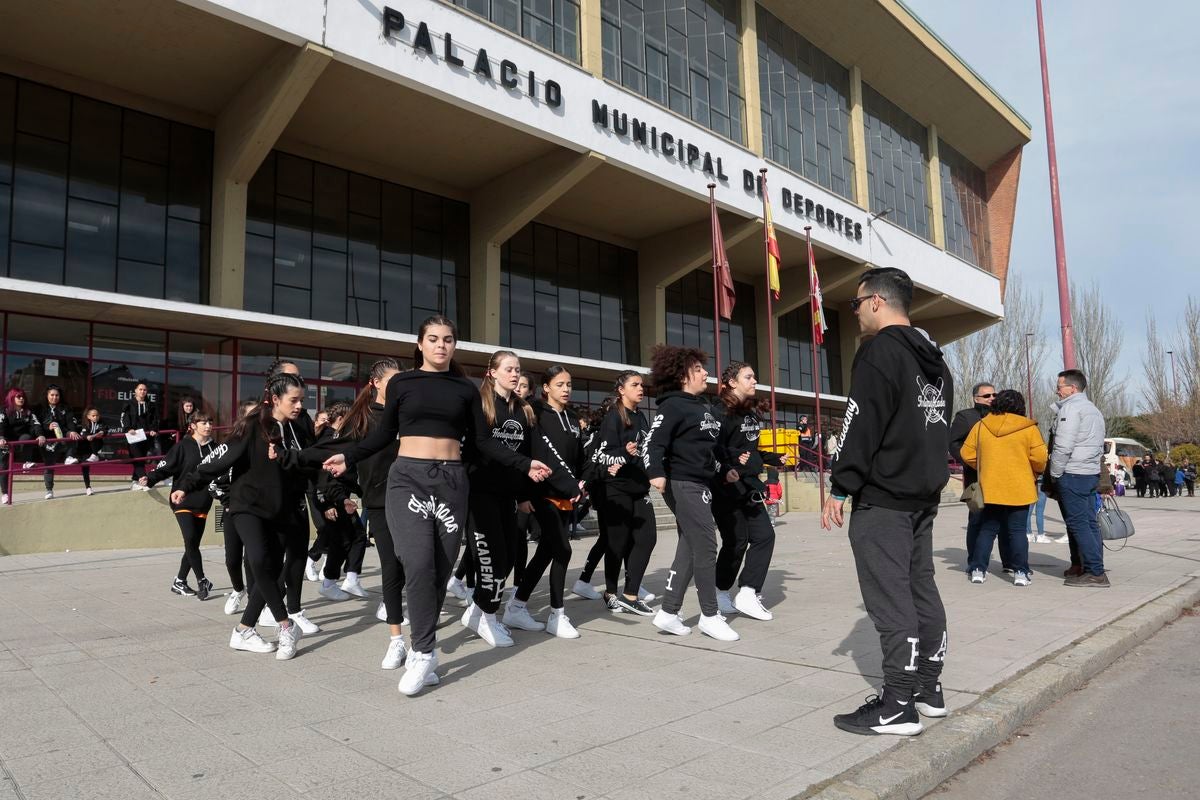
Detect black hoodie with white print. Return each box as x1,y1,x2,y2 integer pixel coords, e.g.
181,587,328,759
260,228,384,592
530,400,594,500
830,325,953,511
643,390,722,484
145,437,218,514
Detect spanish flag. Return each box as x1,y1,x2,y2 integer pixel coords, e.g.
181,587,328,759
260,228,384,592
763,175,781,300
808,236,827,346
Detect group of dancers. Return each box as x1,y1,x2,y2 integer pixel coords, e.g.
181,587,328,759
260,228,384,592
146,315,789,696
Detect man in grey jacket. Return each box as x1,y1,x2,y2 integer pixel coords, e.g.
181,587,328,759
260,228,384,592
1047,369,1108,587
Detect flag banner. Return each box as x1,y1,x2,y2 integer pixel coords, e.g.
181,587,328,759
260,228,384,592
807,237,827,346
763,175,781,300
710,191,736,320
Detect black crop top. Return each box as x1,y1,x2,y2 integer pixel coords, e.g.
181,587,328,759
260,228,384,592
343,370,532,474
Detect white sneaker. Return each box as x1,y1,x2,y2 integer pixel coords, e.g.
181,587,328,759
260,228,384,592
381,635,407,669
653,610,691,636
1,493,8,504
304,558,321,582
22,462,36,471
318,583,350,601
276,622,302,660
1013,571,1032,587
1035,535,1053,543
85,487,94,496
477,612,515,647
340,578,369,598
258,608,279,628
699,613,740,641
140,484,150,492
1052,535,1069,544
288,610,320,634
716,590,737,615
131,481,140,491
446,576,471,602
44,491,53,500
398,650,439,696
969,569,986,584
733,587,773,621
638,586,656,602
571,580,601,600
223,591,246,616
375,601,388,622
502,602,545,631
229,626,275,654
460,602,482,632
64,456,78,466
546,608,580,639
86,454,100,463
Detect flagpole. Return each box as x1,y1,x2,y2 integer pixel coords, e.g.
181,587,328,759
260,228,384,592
806,226,826,507
759,169,779,462
708,184,722,382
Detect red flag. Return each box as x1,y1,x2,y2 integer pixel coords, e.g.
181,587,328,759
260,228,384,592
710,191,736,320
808,238,827,346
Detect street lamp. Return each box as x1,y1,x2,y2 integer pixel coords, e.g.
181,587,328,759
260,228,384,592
1167,350,1179,400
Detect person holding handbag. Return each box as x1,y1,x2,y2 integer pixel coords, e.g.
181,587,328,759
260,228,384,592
959,390,1047,587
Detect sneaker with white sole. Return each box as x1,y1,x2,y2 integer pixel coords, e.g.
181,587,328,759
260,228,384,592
381,635,407,669
224,590,246,615
276,622,302,660
653,610,691,636
502,602,545,631
477,612,515,647
86,454,100,463
546,608,580,639
1052,534,1069,544
258,608,279,628
571,580,601,600
833,690,923,736
698,613,739,641
446,576,471,602
288,610,320,634
716,590,737,615
340,579,369,598
460,602,482,632
171,578,197,597
913,682,947,718
64,456,79,466
603,593,624,613
638,586,656,602
1013,571,1032,587
304,558,321,582
22,462,36,471
969,569,986,584
229,626,275,654
1,493,9,504
733,586,773,621
375,601,388,622
196,578,213,601
85,487,94,496
614,595,654,616
1034,535,1053,543
44,491,54,500
318,582,350,601
398,650,439,696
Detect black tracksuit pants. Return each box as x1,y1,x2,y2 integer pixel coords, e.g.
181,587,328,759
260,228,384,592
463,490,517,614
516,499,573,609
233,512,290,626
368,507,405,625
386,457,467,654
222,506,247,593
662,480,719,617
320,510,368,580
848,503,947,697
714,494,775,593
42,440,77,490
129,440,151,482
174,511,208,583
600,490,657,595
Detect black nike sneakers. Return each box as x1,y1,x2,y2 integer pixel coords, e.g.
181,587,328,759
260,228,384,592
833,688,923,736
913,682,947,717
171,578,197,597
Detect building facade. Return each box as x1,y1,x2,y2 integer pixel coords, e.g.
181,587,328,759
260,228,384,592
0,0,1029,429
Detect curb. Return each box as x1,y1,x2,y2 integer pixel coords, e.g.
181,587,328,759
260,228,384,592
798,577,1200,800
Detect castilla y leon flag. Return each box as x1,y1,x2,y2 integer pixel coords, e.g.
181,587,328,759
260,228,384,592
710,190,736,319
763,180,781,300
807,236,827,345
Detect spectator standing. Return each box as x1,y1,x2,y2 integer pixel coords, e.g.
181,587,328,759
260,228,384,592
958,390,1047,587
821,267,952,737
1132,456,1146,497
1173,463,1185,498
950,381,1014,573
1185,460,1197,497
1114,464,1129,497
797,415,816,467
1147,457,1164,498
1046,370,1109,587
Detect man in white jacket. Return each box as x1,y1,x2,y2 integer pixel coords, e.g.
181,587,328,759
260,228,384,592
1047,369,1108,587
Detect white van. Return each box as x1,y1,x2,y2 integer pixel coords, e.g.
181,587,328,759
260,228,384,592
1104,437,1149,472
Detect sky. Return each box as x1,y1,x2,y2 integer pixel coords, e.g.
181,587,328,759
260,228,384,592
903,0,1199,395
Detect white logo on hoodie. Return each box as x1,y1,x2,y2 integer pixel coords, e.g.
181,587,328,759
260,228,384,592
915,377,947,428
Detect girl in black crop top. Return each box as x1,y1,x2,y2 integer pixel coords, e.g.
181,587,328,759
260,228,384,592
320,316,551,697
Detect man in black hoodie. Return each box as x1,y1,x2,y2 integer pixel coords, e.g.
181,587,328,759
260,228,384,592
949,382,1014,575
821,267,951,737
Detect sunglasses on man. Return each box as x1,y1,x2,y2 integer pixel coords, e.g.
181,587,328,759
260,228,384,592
849,293,885,311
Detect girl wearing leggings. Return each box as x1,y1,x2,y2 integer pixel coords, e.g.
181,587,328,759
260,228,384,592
174,374,311,660
504,366,594,639
713,363,787,622
572,401,612,601
323,317,550,696
143,413,217,600
217,400,259,616
644,345,739,642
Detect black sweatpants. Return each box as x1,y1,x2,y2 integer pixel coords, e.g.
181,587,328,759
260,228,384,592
464,491,517,614
129,440,151,482
233,512,289,626
42,440,77,491
601,491,657,595
386,457,467,654
368,507,405,625
714,495,775,593
662,480,719,618
278,510,308,614
321,511,368,581
222,506,247,593
848,503,947,697
516,499,572,608
174,511,208,583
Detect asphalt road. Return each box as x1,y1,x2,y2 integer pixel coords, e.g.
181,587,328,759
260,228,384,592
927,605,1200,799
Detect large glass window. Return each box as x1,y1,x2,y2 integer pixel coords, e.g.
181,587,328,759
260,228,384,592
601,0,745,144
777,306,842,395
665,269,757,373
500,222,640,364
245,151,470,338
0,74,212,301
756,7,855,201
862,84,931,241
452,0,580,62
939,139,991,270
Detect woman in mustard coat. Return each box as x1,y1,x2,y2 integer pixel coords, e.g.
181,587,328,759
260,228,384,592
960,389,1048,586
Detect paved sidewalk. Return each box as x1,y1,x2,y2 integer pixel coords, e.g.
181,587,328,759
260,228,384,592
2,497,1198,800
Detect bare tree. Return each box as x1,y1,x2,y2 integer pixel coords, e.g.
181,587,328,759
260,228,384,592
1136,306,1200,452
1069,280,1128,420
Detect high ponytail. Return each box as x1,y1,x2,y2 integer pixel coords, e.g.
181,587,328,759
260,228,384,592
415,315,467,377
231,372,306,443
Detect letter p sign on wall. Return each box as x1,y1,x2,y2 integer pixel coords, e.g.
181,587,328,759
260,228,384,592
383,6,405,38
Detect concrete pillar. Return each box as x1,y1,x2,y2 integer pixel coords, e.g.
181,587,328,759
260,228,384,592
848,65,871,211
635,214,761,364
469,150,605,344
579,0,604,77
928,123,946,248
209,42,332,309
738,0,764,155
